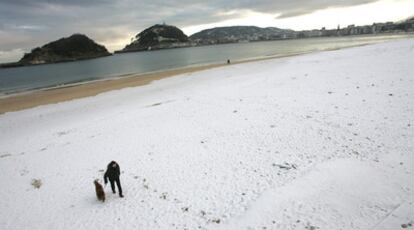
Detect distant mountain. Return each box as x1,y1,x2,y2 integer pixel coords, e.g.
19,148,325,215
15,34,110,66
117,24,192,53
189,26,296,44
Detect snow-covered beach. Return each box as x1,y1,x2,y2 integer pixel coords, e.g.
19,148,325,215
1,39,413,229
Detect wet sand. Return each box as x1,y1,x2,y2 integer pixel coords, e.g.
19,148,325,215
0,63,230,114
0,50,343,114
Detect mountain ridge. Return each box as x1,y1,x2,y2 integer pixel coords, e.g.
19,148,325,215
189,26,295,44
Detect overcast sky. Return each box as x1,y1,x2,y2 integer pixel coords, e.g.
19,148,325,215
0,0,413,62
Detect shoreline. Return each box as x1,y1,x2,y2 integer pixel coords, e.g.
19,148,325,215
0,40,394,114
0,51,313,114
0,63,223,114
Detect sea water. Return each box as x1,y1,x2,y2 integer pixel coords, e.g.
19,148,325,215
0,34,412,95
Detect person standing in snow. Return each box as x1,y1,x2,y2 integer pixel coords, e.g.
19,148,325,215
104,161,124,198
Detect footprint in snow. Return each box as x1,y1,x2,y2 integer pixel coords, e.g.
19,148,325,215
305,225,318,230
147,100,175,107
151,102,163,107
401,222,413,228
20,169,29,176
0,153,12,158
56,130,70,137
210,218,221,224
159,192,167,200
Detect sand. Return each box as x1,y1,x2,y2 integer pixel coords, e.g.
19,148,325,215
0,63,227,114
0,52,308,114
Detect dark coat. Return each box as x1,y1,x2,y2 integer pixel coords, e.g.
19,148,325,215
104,161,120,183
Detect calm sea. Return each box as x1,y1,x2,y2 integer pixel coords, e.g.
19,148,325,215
0,34,412,95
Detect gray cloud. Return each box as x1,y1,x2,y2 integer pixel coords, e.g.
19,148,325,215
0,0,393,61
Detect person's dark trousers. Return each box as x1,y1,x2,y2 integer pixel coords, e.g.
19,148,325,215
109,178,123,197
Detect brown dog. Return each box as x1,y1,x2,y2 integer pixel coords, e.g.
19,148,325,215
94,179,105,202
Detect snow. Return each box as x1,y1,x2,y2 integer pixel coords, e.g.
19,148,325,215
1,39,414,230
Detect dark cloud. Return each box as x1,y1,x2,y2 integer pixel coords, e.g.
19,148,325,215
0,0,390,61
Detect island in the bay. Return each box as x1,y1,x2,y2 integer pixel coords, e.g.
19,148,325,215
1,34,111,67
